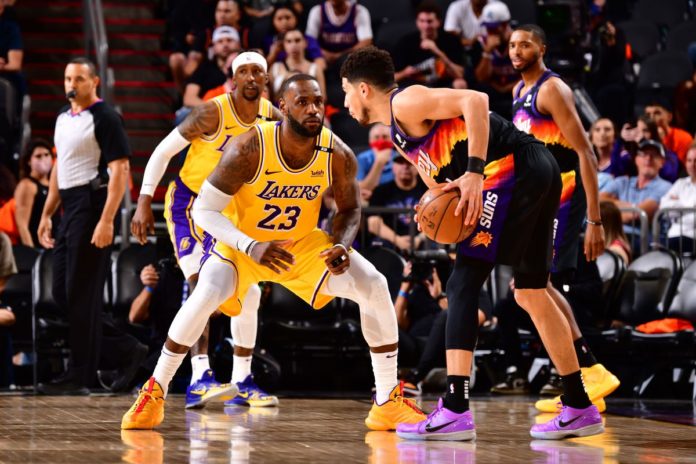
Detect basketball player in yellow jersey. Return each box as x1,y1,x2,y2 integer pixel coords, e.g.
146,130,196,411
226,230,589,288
130,52,282,410
122,74,426,431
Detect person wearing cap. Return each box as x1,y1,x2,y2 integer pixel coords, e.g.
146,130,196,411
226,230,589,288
600,139,672,246
130,51,283,411
471,1,516,118
182,25,240,110
644,101,694,165
367,152,428,252
393,1,466,90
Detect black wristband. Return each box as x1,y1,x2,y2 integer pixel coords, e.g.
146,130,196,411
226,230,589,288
586,219,603,226
467,156,485,175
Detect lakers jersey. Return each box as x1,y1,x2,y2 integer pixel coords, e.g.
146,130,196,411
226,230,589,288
511,70,577,172
179,94,275,193
228,121,333,243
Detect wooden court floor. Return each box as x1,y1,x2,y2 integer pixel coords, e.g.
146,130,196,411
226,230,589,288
1,395,695,463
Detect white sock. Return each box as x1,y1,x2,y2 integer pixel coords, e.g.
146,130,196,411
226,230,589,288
153,347,187,397
190,354,211,385
232,354,252,384
371,349,398,404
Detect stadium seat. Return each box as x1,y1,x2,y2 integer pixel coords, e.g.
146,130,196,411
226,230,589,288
666,260,696,323
665,20,696,53
635,51,694,107
3,246,40,348
111,243,156,317
595,249,626,323
617,20,660,62
631,0,689,28
361,246,405,300
616,249,682,325
504,0,537,26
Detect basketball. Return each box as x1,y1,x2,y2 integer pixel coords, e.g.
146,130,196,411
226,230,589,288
417,186,476,244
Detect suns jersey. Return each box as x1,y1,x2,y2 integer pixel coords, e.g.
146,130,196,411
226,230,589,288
179,94,275,193
511,70,577,173
227,121,333,243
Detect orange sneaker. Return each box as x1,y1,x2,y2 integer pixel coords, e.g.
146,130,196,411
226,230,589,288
365,382,426,431
121,377,165,430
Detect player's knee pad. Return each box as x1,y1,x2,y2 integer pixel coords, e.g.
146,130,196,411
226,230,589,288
230,284,261,349
168,259,236,346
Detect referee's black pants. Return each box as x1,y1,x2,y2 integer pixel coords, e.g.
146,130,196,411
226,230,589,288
53,185,111,387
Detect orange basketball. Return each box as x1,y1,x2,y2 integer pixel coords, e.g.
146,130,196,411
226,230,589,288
417,186,476,244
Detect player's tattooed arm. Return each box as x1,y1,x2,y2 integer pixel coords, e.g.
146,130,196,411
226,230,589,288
270,105,284,121
329,135,361,249
207,129,260,195
177,101,220,140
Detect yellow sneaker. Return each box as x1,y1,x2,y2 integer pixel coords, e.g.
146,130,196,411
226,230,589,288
534,364,619,413
535,395,606,413
583,364,620,400
122,377,165,430
365,383,426,431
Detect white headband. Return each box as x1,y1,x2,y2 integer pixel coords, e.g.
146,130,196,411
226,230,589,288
232,52,268,75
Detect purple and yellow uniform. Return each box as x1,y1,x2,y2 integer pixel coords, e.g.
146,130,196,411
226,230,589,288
512,69,586,273
202,121,336,316
163,94,275,278
389,89,561,283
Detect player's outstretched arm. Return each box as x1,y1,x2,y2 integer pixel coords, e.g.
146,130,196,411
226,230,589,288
131,102,220,244
320,136,361,275
538,79,605,261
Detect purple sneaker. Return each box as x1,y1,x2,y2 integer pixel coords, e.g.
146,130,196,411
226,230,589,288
530,404,604,440
396,398,475,441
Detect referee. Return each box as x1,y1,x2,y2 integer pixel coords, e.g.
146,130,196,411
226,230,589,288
37,57,131,394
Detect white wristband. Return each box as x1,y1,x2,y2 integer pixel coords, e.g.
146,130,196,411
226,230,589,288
333,243,348,253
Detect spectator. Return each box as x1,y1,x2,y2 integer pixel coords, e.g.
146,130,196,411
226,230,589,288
644,101,694,165
614,115,680,182
178,26,240,123
470,2,516,118
367,155,427,252
240,0,300,19
305,0,372,66
265,4,325,68
600,139,672,250
269,29,326,101
0,230,15,294
128,257,186,387
600,200,631,265
0,0,24,171
393,1,466,89
13,139,55,248
590,118,616,191
167,0,214,92
444,0,497,48
36,58,132,395
356,123,396,200
201,51,240,101
0,301,15,387
586,20,629,126
659,143,696,256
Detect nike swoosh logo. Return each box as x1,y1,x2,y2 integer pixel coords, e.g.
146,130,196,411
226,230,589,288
558,415,582,428
265,169,281,175
225,125,235,130
237,391,250,399
189,388,207,395
425,419,457,433
386,354,397,358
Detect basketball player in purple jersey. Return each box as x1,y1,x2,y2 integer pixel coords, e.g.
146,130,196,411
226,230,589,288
341,47,604,440
509,25,620,413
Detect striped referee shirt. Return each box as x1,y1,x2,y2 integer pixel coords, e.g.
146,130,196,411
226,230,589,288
54,100,131,190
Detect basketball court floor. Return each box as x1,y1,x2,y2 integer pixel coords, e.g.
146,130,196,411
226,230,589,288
1,395,695,463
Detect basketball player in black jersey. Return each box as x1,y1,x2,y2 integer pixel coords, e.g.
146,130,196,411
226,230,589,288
341,46,604,440
509,25,620,413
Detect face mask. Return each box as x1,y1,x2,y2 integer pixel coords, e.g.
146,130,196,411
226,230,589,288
370,139,393,151
32,156,53,176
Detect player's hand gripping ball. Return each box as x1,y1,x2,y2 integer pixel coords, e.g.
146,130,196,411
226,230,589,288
416,186,476,244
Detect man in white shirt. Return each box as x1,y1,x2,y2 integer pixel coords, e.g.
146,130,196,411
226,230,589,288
444,0,499,47
660,143,696,254
305,0,372,64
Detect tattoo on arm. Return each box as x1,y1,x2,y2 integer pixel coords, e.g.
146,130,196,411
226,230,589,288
178,102,220,140
329,136,361,247
270,106,284,121
207,130,261,195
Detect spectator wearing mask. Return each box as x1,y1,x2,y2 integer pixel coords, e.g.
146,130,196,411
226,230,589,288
644,101,694,164
305,0,372,65
356,123,396,200
600,139,672,250
367,154,427,252
471,2,516,118
444,0,497,48
13,139,55,248
394,1,466,89
265,4,325,68
660,143,696,256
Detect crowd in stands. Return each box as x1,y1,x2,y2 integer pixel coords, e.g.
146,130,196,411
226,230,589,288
0,0,695,394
